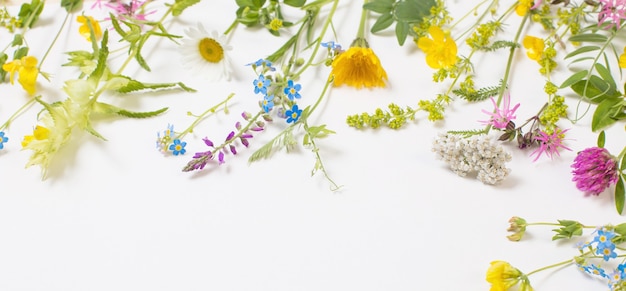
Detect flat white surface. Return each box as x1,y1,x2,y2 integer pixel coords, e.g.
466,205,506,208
0,1,625,290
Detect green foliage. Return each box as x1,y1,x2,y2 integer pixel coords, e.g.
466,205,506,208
446,129,488,138
17,0,44,28
94,102,168,119
364,0,436,45
61,0,82,13
552,220,584,240
474,40,519,52
248,126,297,162
115,76,195,93
453,82,503,102
235,0,303,34
597,130,606,148
171,0,201,16
616,176,625,215
346,103,417,129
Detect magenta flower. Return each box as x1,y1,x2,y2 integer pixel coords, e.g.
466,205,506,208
571,147,619,195
530,128,572,161
598,0,626,29
480,93,520,129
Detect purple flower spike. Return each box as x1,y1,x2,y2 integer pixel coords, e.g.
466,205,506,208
203,137,214,147
241,133,254,139
241,137,250,148
230,145,237,155
218,151,225,164
571,147,619,196
225,131,235,142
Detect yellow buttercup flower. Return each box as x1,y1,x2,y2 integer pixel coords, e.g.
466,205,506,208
619,46,626,68
2,55,39,95
516,0,533,16
417,26,458,69
77,15,102,42
486,261,522,291
330,38,387,89
522,35,544,61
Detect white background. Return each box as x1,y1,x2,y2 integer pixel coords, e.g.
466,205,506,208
0,0,625,290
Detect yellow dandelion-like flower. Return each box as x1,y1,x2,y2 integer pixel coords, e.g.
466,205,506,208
77,15,102,42
416,26,458,69
522,35,544,61
180,23,233,81
2,55,39,95
330,38,388,89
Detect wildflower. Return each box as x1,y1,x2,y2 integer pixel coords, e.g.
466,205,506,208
284,80,302,100
571,147,619,196
2,55,39,95
597,242,618,261
593,229,617,249
253,74,271,95
246,58,276,71
417,26,458,69
285,104,302,123
22,125,50,148
480,92,520,129
515,0,539,16
268,18,283,31
180,23,232,81
432,133,512,185
77,15,103,42
507,216,527,241
530,128,572,161
169,139,187,156
330,38,387,89
486,261,523,291
522,35,544,61
105,0,155,22
619,46,626,68
261,94,274,113
0,131,8,149
156,124,175,153
321,41,342,51
598,0,626,29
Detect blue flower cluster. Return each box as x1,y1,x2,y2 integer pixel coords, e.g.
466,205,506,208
577,229,626,290
249,58,302,124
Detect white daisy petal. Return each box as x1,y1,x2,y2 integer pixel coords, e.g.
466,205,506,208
179,23,232,81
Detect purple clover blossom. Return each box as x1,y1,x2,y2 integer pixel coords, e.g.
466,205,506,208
571,147,619,196
598,0,626,29
530,128,572,161
480,93,520,129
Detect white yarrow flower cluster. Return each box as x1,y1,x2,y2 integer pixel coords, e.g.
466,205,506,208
432,133,512,185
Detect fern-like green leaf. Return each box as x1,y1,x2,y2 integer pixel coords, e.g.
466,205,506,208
248,127,297,162
94,102,168,118
171,0,201,16
446,128,488,138
453,83,503,102
476,40,519,52
115,75,195,93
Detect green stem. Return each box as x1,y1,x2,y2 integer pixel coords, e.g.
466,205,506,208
526,258,573,276
175,93,235,140
223,19,238,35
0,97,36,131
37,11,70,70
356,0,369,40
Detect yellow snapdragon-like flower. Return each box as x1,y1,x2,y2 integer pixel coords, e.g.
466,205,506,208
21,125,50,148
522,35,544,61
486,261,523,291
619,46,626,68
416,26,458,69
2,55,39,95
77,15,102,42
330,38,388,89
515,0,533,16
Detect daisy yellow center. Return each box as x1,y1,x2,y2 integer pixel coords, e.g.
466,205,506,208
198,38,224,63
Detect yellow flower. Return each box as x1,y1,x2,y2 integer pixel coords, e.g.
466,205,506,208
522,35,544,61
2,55,39,95
417,26,458,69
77,15,102,42
515,0,533,16
619,46,626,68
269,18,283,31
330,38,388,89
486,261,522,291
21,125,50,148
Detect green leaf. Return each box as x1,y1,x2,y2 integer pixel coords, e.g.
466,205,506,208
13,46,29,59
11,34,23,46
395,21,409,46
597,130,606,148
394,0,435,23
564,45,600,59
595,63,617,92
61,0,82,12
88,30,109,83
370,13,394,33
616,176,625,215
551,220,584,240
172,0,201,16
559,70,588,89
363,0,394,14
94,102,168,118
0,53,7,80
236,0,266,9
115,75,196,93
591,98,622,131
614,222,626,236
569,33,609,43
570,76,621,102
134,35,151,71
284,0,306,7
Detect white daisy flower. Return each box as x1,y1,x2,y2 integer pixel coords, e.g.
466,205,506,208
180,23,232,81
